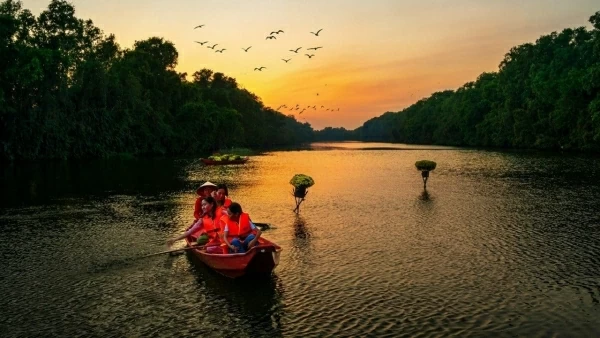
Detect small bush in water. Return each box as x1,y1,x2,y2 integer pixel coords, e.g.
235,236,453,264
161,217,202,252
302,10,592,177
290,174,315,188
415,160,437,171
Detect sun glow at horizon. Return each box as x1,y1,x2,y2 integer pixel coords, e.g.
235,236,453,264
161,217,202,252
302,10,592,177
21,0,600,129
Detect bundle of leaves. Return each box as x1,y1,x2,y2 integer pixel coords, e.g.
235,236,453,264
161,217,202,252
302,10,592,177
290,174,315,188
208,154,245,161
415,160,437,171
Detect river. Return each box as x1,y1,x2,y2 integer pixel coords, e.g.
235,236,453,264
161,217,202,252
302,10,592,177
1,142,599,337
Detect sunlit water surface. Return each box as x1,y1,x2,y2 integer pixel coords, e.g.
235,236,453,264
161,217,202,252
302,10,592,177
1,142,599,337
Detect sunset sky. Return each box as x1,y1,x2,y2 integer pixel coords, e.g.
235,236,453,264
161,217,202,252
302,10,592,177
22,0,600,129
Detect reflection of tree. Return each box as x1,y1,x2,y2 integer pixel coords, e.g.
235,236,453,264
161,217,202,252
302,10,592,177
186,255,285,337
290,215,314,267
419,190,431,201
293,215,311,240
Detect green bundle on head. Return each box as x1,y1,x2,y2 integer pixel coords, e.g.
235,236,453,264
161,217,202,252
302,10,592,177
415,160,437,171
290,174,315,188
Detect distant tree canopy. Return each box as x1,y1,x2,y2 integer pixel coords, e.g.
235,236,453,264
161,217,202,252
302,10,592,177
313,127,359,141
320,11,600,152
0,0,313,160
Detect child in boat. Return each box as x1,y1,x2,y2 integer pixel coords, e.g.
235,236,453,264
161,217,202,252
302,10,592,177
221,202,262,253
168,196,223,253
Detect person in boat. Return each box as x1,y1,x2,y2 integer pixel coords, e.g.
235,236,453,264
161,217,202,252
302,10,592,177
167,196,223,253
213,183,232,211
188,181,217,230
221,202,262,253
194,181,218,221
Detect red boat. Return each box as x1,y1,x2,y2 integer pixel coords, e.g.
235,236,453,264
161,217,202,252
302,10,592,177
184,236,282,278
200,158,249,165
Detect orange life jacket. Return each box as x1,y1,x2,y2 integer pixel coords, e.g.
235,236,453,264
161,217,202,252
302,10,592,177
215,205,226,224
201,214,222,245
221,212,252,238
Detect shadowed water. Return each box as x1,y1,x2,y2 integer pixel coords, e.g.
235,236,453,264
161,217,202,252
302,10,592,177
1,143,599,337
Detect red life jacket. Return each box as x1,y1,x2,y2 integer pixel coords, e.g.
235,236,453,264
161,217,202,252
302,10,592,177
221,212,252,238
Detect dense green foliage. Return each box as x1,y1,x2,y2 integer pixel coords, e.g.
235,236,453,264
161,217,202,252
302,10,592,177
289,174,315,188
0,0,313,161
207,154,245,161
314,127,359,141
415,160,437,171
321,12,600,152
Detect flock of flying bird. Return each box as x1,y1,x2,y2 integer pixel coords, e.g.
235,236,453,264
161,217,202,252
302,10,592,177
193,25,339,118
275,104,340,115
193,25,324,69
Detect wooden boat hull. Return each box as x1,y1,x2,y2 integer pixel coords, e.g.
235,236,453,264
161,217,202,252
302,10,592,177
200,158,249,165
185,237,282,278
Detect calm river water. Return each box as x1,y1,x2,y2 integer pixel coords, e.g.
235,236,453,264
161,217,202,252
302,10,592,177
1,142,599,337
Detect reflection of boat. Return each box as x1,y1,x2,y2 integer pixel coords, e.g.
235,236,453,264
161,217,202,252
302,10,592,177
200,158,249,165
185,236,282,278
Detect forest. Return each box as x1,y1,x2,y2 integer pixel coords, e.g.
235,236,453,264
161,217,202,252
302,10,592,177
0,0,314,161
350,11,600,151
3,1,600,161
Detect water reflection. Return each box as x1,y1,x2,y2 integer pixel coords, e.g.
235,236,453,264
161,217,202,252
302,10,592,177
187,255,284,337
418,190,431,201
3,145,600,337
293,215,311,240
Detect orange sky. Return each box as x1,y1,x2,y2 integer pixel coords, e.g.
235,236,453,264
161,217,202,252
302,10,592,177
22,0,599,129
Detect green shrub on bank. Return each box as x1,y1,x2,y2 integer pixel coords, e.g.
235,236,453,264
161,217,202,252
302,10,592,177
207,154,245,161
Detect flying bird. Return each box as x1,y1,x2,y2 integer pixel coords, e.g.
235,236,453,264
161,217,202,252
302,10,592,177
195,41,208,45
305,54,315,58
289,47,302,53
270,30,284,35
266,35,276,40
242,46,252,52
215,49,226,53
194,24,205,29
282,58,291,63
207,44,218,49
254,66,266,71
310,29,323,36
307,46,323,50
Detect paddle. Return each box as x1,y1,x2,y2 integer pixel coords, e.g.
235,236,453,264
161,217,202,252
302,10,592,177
254,222,272,230
140,244,205,258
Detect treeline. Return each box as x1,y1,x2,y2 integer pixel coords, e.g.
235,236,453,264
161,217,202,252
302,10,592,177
313,127,360,141
324,12,600,151
0,0,313,161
